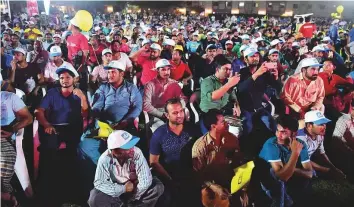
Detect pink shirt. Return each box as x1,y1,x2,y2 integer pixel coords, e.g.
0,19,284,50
91,65,108,83
281,72,325,112
43,60,73,82
137,56,159,85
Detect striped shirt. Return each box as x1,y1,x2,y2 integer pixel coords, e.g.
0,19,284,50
297,129,325,158
93,147,152,200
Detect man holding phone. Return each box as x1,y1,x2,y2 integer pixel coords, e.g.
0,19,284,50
259,115,313,206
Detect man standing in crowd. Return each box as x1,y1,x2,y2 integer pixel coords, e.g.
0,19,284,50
299,16,316,42
47,34,68,61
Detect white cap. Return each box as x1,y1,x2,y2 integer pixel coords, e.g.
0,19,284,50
49,46,62,57
240,45,250,53
243,47,259,57
192,32,199,36
56,64,79,78
53,34,61,38
180,26,185,29
292,42,300,48
211,35,218,39
255,37,264,43
270,39,281,46
102,48,112,56
29,21,35,25
141,39,151,46
321,37,331,42
281,29,287,34
156,59,171,69
172,28,178,32
332,19,339,25
157,27,163,31
104,60,126,71
304,110,331,125
107,130,140,150
150,43,162,51
207,32,213,36
268,49,279,55
94,26,101,31
164,39,175,46
13,47,26,56
311,45,329,52
225,40,233,45
241,34,250,40
294,57,323,74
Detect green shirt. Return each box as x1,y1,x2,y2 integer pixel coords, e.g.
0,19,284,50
200,75,237,113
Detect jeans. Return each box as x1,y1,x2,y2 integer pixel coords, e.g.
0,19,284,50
88,177,164,207
241,109,276,138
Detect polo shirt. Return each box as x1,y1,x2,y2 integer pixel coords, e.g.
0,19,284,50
259,137,310,168
296,129,325,158
1,91,26,126
169,60,192,81
150,124,193,164
39,88,82,125
137,56,159,85
200,75,237,113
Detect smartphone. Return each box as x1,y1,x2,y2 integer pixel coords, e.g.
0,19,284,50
265,62,277,70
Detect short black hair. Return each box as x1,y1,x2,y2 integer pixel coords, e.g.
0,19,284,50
305,16,311,22
173,49,183,57
275,115,299,132
164,98,182,113
299,18,304,23
214,54,231,69
203,109,223,131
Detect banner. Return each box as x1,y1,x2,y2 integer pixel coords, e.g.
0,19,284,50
44,0,50,15
27,0,39,17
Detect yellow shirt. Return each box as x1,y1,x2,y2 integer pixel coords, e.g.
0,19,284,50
24,28,42,40
13,27,21,32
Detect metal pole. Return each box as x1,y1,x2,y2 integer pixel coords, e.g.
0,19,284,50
6,0,11,19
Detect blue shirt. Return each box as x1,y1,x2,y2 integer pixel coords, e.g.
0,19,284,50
349,28,354,43
186,41,200,53
39,88,82,125
91,81,142,124
259,137,310,167
1,91,26,126
150,124,192,164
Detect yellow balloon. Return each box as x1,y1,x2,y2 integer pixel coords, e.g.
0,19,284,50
71,10,93,32
331,13,335,17
336,5,344,14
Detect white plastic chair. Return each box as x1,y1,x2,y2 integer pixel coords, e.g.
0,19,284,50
15,88,25,100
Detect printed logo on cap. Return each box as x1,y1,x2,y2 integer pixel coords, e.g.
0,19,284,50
121,132,131,140
316,112,323,118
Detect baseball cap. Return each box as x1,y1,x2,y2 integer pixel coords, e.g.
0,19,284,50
240,45,250,53
225,40,234,45
172,28,178,32
102,48,112,56
13,47,26,56
311,45,329,52
156,59,171,69
53,34,61,39
243,47,259,57
270,39,281,46
269,49,279,55
304,110,331,125
56,63,79,78
241,34,250,40
174,45,184,52
332,19,339,25
321,36,331,42
292,42,300,48
104,60,125,71
29,21,35,25
254,37,264,43
299,57,323,69
164,39,175,47
107,130,140,150
49,46,62,57
150,43,162,51
141,39,151,46
206,44,217,50
192,32,199,36
211,35,218,40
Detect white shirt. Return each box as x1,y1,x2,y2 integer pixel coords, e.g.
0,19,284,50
43,60,73,81
116,52,133,71
297,129,325,158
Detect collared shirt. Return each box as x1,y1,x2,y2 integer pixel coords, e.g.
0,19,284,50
91,65,108,83
281,73,325,113
137,56,159,85
318,72,353,96
333,114,354,144
92,81,142,124
296,129,325,158
43,60,73,82
1,91,26,126
143,78,186,118
94,147,152,199
259,137,310,167
192,132,240,172
200,75,237,113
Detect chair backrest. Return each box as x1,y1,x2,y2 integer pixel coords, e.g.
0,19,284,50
15,88,26,100
190,91,201,105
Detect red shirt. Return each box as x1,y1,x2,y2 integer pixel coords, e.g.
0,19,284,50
137,56,159,85
169,60,192,81
318,72,353,96
66,33,89,63
299,23,317,38
88,44,105,65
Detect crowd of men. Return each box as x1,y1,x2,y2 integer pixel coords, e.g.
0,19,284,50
1,9,354,207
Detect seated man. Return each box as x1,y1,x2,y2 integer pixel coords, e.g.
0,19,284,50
259,115,313,206
281,58,325,119
192,110,246,207
1,90,33,207
90,48,113,85
333,102,354,151
200,54,240,116
88,130,164,207
143,59,187,132
150,98,201,206
297,111,346,179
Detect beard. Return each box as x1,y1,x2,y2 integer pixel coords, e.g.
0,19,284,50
61,83,73,88
306,74,318,81
248,60,259,67
150,55,158,60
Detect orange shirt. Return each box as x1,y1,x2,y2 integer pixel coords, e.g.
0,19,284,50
299,23,317,38
318,72,353,96
169,60,192,81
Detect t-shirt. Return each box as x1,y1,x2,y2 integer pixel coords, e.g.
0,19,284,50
24,28,42,40
296,129,325,158
349,28,354,43
13,63,41,93
169,60,192,81
259,137,310,168
137,56,159,85
39,87,82,125
114,52,133,71
66,33,89,63
88,44,105,65
1,91,26,126
299,23,317,38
